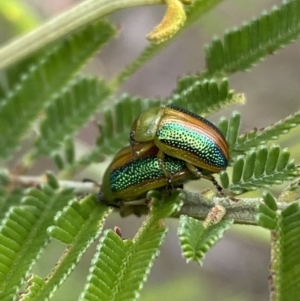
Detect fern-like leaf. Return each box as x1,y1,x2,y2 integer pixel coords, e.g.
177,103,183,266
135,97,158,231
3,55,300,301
19,195,109,301
79,191,184,301
0,20,115,160
32,77,111,157
218,110,300,159
64,138,75,165
0,53,41,101
257,192,300,301
220,145,300,194
0,186,73,301
235,110,300,152
218,111,241,156
171,78,244,116
178,215,233,264
205,0,300,77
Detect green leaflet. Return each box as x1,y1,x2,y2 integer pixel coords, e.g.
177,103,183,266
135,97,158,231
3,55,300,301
219,110,300,158
235,111,300,153
257,192,300,301
178,0,300,86
205,0,300,76
19,195,110,301
0,20,115,161
0,186,73,301
171,78,243,117
178,215,233,265
33,77,111,157
79,191,184,301
220,145,300,194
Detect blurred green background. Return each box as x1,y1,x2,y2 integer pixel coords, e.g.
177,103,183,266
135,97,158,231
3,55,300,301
1,0,299,300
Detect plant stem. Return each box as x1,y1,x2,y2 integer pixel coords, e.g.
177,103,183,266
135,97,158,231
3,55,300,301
174,192,263,225
3,170,291,225
7,173,100,194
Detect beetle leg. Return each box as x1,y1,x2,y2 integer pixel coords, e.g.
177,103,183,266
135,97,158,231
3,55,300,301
157,149,168,176
185,163,202,179
157,150,173,193
166,177,173,195
208,176,224,195
157,149,173,192
186,163,224,195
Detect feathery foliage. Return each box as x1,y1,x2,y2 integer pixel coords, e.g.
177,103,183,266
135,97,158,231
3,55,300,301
257,192,300,301
220,145,300,194
235,110,300,151
0,185,73,301
33,77,111,158
218,110,300,159
0,0,300,300
48,140,76,171
0,53,41,100
178,0,300,87
218,111,241,156
205,0,300,77
79,191,184,301
0,0,41,98
171,78,244,116
20,195,110,301
178,215,233,264
0,20,115,160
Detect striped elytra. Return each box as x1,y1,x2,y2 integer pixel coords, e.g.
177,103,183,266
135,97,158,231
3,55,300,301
130,104,229,174
99,145,199,207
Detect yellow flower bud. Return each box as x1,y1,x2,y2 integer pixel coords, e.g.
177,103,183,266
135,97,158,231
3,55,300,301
147,0,188,44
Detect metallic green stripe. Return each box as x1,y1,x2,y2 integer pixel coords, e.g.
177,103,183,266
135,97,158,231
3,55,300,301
110,155,186,192
157,123,227,168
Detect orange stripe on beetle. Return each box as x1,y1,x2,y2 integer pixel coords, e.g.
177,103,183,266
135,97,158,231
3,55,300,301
130,104,229,176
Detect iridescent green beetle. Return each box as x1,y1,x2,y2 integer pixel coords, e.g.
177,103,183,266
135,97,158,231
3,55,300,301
98,145,201,215
130,104,229,190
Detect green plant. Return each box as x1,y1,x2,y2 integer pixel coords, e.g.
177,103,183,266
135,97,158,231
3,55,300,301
0,0,300,300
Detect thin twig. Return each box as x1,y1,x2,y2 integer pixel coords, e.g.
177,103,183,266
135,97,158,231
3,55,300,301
2,171,290,225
